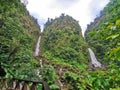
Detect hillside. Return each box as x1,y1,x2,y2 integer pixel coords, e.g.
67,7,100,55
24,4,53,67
0,0,40,79
1,0,120,90
85,0,120,66
85,0,120,89
41,14,89,65
40,14,90,89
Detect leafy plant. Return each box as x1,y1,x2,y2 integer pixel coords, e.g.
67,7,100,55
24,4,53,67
40,65,57,84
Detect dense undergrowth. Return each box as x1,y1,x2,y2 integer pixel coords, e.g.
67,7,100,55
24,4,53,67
40,14,90,89
0,0,120,90
85,0,120,89
0,0,40,79
41,14,89,67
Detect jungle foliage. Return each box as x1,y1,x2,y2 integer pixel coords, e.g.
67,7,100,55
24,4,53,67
1,0,120,89
40,14,92,89
41,14,89,69
0,0,40,79
85,0,120,89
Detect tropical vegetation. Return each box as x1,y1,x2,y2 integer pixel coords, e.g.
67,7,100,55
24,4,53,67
0,0,120,89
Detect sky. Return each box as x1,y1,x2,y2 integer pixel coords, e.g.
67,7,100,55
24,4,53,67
25,0,110,34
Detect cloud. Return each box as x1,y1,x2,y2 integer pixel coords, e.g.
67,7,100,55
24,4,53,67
88,0,109,18
50,0,79,9
26,0,110,33
30,12,46,25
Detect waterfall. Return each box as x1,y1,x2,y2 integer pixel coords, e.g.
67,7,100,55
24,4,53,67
34,34,43,78
88,48,102,68
34,36,41,57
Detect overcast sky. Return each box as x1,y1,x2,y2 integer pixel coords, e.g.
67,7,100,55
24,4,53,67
26,0,109,34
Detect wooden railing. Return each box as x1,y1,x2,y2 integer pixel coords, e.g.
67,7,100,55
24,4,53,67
0,78,50,90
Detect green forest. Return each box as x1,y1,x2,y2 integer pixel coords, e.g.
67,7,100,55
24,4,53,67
0,0,120,90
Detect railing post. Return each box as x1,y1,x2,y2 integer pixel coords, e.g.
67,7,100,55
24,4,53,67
31,82,37,90
0,78,7,89
22,81,30,90
8,79,16,89
43,81,50,90
15,80,22,90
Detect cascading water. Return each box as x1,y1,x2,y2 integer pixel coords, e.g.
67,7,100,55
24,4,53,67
34,32,43,78
88,48,102,68
34,36,41,57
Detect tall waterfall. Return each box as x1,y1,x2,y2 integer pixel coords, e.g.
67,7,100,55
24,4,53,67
88,48,102,68
34,35,43,77
34,36,41,56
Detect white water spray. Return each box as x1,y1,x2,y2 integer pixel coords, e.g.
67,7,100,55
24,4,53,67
34,36,41,56
88,48,102,68
34,32,43,78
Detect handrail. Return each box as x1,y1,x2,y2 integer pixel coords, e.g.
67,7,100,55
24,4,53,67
0,78,50,90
